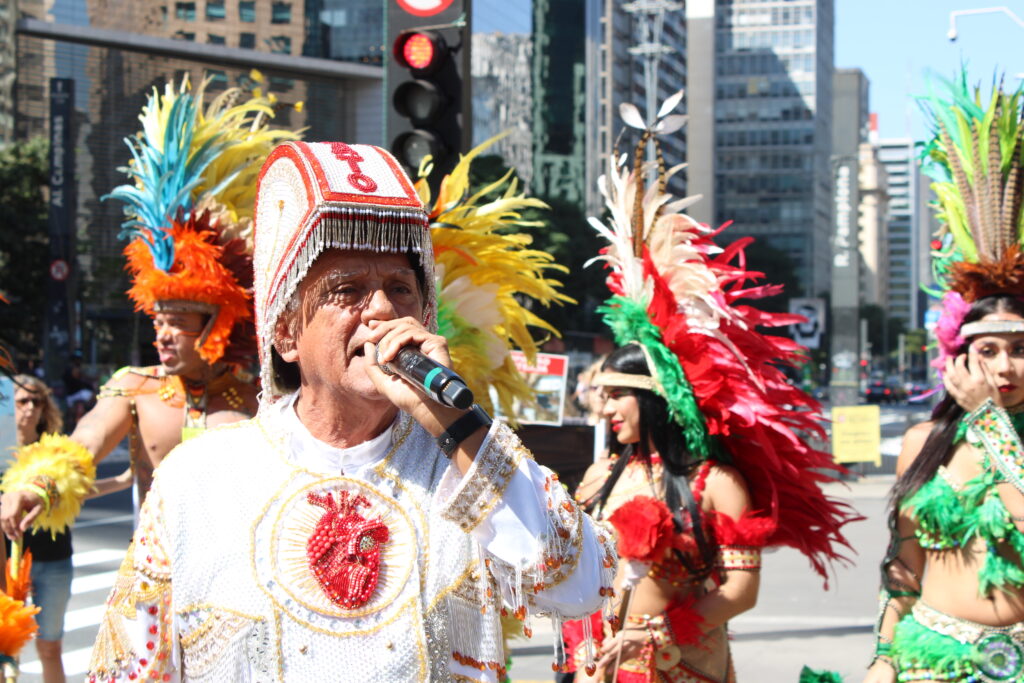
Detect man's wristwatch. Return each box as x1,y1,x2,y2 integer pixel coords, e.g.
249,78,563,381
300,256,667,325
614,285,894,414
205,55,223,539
437,404,492,457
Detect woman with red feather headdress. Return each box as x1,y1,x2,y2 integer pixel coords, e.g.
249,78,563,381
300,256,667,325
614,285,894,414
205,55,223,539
559,93,859,682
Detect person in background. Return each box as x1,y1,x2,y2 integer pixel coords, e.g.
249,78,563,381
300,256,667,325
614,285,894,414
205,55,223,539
7,374,73,683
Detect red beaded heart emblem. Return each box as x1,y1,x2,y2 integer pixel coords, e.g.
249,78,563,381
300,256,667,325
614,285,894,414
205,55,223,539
305,490,390,609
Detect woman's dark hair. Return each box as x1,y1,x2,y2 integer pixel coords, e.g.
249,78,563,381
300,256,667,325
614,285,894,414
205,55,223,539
593,344,702,521
890,294,1024,507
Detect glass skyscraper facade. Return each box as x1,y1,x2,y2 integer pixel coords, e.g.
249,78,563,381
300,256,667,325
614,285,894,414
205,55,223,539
693,0,834,296
11,0,382,369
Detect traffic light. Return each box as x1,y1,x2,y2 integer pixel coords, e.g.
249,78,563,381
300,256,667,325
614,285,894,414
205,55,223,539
386,0,469,186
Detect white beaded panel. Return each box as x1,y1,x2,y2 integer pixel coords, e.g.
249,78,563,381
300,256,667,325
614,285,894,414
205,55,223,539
306,143,419,203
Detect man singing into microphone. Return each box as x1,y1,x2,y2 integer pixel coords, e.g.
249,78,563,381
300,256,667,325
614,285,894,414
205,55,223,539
87,142,616,683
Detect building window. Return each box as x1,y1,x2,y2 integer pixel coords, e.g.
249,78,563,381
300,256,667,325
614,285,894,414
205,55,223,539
269,35,291,54
174,1,195,20
174,30,195,40
239,32,255,48
239,0,255,22
270,76,294,90
206,0,225,19
208,33,225,44
271,2,291,23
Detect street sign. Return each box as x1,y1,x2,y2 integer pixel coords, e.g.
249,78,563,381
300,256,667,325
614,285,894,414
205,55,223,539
49,258,70,282
832,405,881,466
790,297,825,349
396,0,454,17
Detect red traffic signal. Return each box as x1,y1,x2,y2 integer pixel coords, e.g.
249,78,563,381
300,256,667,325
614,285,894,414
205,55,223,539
859,359,868,367
393,31,446,74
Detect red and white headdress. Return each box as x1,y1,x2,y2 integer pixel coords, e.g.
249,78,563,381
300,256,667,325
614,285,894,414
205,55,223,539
253,142,434,402
589,95,858,579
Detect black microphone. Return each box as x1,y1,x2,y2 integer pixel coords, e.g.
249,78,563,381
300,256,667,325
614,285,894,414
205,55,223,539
377,347,475,410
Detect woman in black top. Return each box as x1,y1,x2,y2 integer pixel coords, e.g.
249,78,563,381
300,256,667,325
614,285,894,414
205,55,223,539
9,374,74,683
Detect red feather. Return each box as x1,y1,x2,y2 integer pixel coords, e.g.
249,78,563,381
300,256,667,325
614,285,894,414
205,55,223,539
636,225,861,584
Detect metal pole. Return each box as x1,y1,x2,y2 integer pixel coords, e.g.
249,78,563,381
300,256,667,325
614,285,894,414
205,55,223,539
623,0,682,171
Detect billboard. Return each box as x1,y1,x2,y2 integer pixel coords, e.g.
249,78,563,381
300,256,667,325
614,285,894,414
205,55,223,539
789,297,825,350
497,350,570,426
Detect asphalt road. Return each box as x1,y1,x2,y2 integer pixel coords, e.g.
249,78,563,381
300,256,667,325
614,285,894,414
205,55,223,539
14,404,928,682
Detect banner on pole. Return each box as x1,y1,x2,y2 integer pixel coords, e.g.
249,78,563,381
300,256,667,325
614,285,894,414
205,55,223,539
832,405,881,466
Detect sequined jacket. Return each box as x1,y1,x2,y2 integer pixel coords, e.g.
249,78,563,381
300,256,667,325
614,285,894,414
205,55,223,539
87,393,616,682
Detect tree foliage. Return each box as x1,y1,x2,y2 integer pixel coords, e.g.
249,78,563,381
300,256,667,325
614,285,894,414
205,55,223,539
0,138,50,366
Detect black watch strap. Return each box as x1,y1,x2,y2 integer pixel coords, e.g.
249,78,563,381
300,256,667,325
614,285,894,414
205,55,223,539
437,404,492,457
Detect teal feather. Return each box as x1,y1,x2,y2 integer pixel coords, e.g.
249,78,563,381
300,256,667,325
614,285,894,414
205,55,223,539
103,87,235,271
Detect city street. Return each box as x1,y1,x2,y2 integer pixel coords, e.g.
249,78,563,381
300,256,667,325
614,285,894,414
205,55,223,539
15,405,929,682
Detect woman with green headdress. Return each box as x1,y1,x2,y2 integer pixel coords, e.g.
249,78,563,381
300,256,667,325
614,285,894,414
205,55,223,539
864,72,1024,683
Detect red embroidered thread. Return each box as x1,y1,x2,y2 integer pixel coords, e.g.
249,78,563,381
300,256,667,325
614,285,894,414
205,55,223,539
330,142,379,194
305,490,390,608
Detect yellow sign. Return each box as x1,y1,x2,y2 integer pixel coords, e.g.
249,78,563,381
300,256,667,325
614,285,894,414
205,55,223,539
831,405,881,466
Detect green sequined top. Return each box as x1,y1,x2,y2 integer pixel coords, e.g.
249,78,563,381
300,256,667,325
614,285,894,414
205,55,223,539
902,412,1024,596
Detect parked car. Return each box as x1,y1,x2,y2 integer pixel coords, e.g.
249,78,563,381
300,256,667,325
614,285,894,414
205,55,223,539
864,380,905,404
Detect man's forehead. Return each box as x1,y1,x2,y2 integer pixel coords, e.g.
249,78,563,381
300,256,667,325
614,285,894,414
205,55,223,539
309,250,417,278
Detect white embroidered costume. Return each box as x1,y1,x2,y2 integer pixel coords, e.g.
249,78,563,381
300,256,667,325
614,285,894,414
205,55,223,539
88,142,615,682
88,394,614,682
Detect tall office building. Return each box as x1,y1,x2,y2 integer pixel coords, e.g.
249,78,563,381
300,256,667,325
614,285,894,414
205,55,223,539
687,0,835,297
12,0,382,367
532,0,587,204
472,0,533,185
877,138,929,329
857,119,888,306
584,0,686,215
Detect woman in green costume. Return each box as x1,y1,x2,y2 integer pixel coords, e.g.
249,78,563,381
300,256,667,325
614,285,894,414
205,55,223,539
865,74,1024,683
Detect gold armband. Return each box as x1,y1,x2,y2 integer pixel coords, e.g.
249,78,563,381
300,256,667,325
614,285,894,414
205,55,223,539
717,545,762,571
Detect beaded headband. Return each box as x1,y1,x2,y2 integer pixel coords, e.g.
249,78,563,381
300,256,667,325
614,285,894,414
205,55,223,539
591,372,661,392
960,320,1024,338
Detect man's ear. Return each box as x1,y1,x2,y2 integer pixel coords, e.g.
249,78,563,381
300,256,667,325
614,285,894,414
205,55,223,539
273,312,299,363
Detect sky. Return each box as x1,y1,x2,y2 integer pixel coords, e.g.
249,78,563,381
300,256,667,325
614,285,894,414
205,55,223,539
836,0,1024,141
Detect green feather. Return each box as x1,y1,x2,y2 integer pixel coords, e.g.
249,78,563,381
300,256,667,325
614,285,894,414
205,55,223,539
598,295,712,460
798,666,843,683
892,613,976,676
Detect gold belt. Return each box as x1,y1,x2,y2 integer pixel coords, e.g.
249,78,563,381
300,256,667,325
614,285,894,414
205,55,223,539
912,602,1024,645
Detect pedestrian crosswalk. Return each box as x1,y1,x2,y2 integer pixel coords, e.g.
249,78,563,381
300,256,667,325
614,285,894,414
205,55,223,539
18,544,128,680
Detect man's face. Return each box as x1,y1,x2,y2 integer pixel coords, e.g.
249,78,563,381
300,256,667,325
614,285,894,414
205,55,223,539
279,250,424,401
152,311,208,378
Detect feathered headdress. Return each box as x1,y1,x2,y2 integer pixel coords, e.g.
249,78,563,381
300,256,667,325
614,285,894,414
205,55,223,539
106,72,302,367
415,136,574,420
921,72,1024,363
588,94,857,579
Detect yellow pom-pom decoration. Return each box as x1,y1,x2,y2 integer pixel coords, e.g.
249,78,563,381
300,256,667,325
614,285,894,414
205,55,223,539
1,434,96,538
0,593,39,658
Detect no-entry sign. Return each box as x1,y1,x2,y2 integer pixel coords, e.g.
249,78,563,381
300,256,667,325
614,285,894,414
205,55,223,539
49,258,70,282
395,0,454,17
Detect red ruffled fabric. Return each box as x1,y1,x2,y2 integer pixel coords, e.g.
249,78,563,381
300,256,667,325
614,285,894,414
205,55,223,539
607,496,675,563
605,225,860,583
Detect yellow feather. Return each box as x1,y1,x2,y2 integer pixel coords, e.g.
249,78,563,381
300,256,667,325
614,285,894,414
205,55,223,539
1,434,96,538
422,135,574,419
190,78,303,221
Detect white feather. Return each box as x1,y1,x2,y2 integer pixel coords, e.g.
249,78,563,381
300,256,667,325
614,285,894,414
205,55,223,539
657,90,684,119
619,102,647,130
